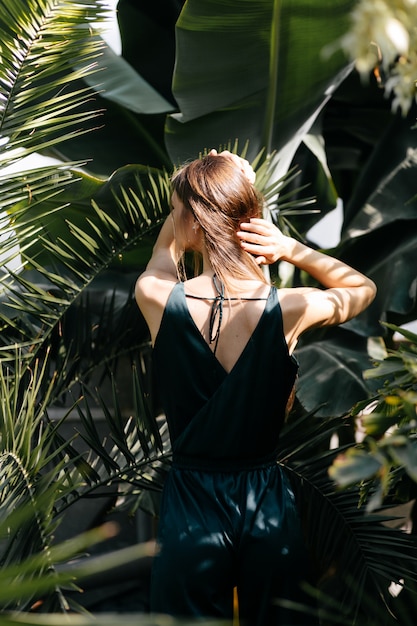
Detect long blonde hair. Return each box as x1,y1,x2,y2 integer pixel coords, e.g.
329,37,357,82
171,154,268,290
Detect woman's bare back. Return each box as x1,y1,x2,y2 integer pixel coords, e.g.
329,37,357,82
183,275,271,373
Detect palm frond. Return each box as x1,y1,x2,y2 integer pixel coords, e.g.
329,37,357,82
0,0,109,171
15,296,172,519
31,289,171,516
0,515,152,613
0,340,169,610
278,409,417,623
67,372,171,516
0,166,171,362
0,354,89,610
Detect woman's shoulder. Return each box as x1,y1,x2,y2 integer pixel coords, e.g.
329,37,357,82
136,271,178,304
135,273,179,343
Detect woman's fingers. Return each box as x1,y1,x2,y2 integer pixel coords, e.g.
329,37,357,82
240,240,274,254
209,149,256,184
237,224,276,245
241,218,279,230
236,230,264,244
239,238,276,262
237,219,283,264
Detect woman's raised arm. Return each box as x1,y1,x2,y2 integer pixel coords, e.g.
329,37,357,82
142,214,179,280
135,214,180,343
237,218,377,344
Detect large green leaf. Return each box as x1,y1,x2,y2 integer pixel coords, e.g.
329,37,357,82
320,70,394,199
315,74,417,329
33,0,357,181
165,0,355,168
117,0,183,106
80,36,175,115
341,106,417,239
295,328,376,417
334,224,417,334
40,0,181,174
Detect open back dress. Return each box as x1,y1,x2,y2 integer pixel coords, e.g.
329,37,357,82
150,281,317,625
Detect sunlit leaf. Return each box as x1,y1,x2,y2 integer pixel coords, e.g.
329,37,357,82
329,448,383,486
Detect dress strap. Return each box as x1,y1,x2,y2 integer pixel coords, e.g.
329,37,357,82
184,275,269,356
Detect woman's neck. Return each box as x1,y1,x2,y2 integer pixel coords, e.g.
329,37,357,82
199,262,266,294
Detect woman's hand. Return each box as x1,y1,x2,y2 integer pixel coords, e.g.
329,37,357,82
238,217,377,332
209,149,256,185
237,218,293,265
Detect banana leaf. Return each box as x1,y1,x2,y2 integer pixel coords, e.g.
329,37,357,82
165,0,355,173
295,328,377,417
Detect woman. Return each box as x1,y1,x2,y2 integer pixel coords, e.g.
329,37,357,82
135,150,376,625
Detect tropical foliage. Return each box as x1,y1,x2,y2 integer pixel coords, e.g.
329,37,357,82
0,0,172,614
330,324,417,509
0,0,417,623
339,0,417,116
37,0,417,419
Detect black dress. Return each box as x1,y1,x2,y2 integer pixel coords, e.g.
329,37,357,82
151,281,317,625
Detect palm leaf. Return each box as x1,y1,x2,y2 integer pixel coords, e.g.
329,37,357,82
80,34,176,117
0,0,108,171
23,293,172,518
0,340,169,610
279,409,417,622
0,354,91,610
0,166,171,362
132,361,164,454
70,374,171,513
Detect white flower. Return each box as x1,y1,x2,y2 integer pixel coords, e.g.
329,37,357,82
385,54,417,115
384,17,409,55
337,0,417,115
340,0,414,73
